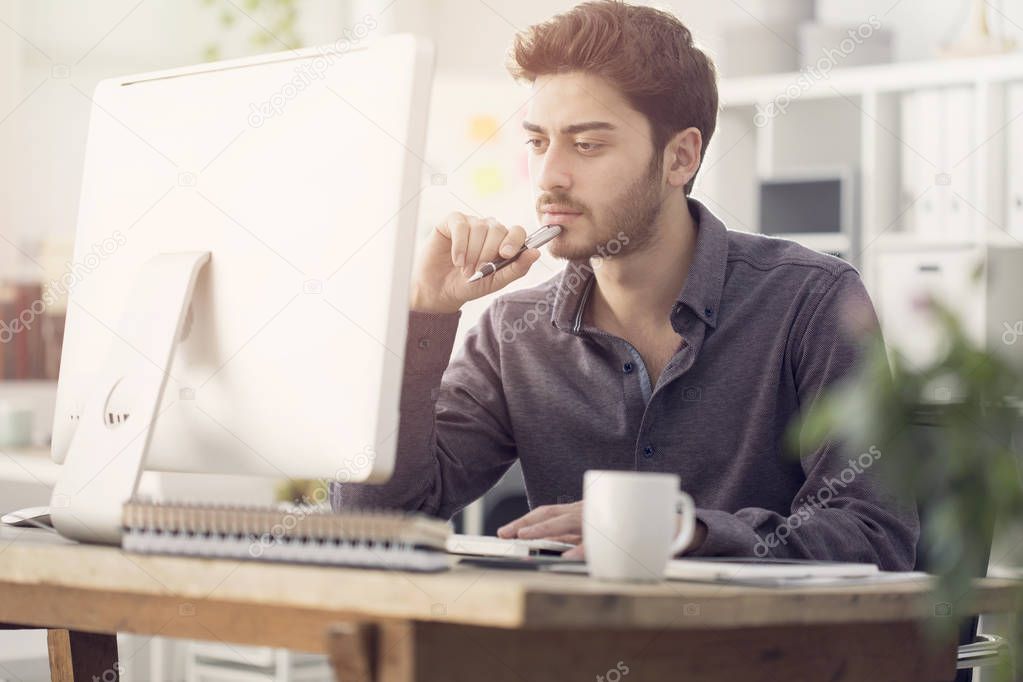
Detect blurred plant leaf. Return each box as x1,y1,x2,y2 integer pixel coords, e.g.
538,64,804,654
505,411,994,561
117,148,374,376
789,293,1023,680
199,0,304,59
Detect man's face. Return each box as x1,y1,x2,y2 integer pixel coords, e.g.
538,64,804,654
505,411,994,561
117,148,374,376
523,71,666,261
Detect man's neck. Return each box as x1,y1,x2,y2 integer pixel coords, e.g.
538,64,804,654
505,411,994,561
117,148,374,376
588,196,698,331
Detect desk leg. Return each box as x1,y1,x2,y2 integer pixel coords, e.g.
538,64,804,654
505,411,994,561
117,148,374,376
46,629,119,682
328,619,955,682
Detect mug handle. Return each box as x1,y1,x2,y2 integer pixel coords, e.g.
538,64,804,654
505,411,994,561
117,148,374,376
668,491,696,556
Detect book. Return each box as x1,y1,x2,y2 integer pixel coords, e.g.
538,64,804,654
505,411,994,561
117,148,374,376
41,311,65,380
121,499,453,572
0,283,17,379
13,282,43,379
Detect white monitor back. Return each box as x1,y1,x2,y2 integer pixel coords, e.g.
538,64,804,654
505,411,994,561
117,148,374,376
52,35,433,488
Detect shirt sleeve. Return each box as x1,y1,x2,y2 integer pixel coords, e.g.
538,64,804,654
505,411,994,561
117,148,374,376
330,305,518,520
687,269,920,571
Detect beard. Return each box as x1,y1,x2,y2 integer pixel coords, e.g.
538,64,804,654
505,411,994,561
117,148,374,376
542,155,666,262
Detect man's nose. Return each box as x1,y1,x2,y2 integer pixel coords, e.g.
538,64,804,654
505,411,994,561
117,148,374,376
537,144,572,193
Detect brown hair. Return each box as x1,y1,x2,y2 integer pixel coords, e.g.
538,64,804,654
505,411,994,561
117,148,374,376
508,1,718,195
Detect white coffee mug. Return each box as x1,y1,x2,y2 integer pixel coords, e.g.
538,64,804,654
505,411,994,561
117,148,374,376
582,470,695,582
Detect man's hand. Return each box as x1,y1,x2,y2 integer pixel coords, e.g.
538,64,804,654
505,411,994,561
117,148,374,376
497,501,583,545
410,212,542,314
498,502,708,560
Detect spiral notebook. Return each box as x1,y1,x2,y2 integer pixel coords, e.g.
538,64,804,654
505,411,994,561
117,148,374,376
121,499,452,572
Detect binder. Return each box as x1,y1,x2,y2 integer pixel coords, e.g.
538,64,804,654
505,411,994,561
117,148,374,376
900,89,943,236
941,86,976,239
900,87,976,239
0,283,17,379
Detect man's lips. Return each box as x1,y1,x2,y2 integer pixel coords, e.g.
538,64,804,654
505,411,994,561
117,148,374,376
541,207,583,224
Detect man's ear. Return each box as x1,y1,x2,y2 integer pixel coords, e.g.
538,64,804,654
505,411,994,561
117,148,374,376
664,127,702,190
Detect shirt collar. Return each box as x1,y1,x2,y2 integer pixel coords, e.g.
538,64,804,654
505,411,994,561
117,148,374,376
550,197,727,333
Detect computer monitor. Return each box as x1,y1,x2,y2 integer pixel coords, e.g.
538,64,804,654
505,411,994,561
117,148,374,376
46,34,434,544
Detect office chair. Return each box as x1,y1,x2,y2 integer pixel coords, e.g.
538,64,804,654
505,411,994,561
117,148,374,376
911,405,1013,682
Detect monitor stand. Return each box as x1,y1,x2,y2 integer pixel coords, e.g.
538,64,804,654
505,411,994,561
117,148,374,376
48,252,210,545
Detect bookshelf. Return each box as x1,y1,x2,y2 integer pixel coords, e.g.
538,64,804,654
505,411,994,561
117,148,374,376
695,51,1023,295
0,282,64,382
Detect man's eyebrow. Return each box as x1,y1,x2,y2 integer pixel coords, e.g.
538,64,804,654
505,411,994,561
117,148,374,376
522,120,618,135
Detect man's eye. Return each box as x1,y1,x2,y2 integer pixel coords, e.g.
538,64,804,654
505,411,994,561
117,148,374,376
576,142,602,152
525,138,546,150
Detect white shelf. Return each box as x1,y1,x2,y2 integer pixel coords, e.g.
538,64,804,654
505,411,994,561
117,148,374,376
720,51,1023,106
769,233,850,254
866,233,979,250
697,50,1023,288
0,380,57,388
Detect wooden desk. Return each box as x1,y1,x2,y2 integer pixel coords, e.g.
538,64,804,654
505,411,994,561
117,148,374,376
0,527,1018,682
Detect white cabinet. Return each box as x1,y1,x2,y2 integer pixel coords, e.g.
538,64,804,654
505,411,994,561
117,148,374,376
872,244,1023,400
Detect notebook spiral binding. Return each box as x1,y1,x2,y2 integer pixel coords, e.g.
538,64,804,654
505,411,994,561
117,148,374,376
121,498,452,572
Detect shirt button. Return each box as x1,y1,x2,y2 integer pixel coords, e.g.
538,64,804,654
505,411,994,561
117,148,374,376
418,337,431,349
623,362,634,374
643,445,655,458
704,307,714,318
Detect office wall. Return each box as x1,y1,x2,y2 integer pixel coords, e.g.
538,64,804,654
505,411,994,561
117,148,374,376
0,0,1014,457
351,0,1023,78
1,0,1016,286
0,0,349,282
381,0,1023,346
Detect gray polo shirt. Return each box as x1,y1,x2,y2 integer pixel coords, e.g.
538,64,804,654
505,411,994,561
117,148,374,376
332,198,918,571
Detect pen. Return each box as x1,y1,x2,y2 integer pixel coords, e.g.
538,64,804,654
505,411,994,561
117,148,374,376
467,224,563,283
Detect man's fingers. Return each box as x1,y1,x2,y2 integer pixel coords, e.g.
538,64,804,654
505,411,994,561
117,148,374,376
490,248,540,289
498,225,528,259
464,220,488,274
477,222,508,268
496,503,559,538
561,543,585,560
516,513,580,540
546,534,582,545
443,213,470,267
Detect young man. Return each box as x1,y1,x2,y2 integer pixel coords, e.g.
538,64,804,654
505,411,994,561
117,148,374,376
332,1,918,570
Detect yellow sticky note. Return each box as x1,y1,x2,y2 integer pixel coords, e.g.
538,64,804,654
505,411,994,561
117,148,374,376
472,166,504,196
468,115,500,142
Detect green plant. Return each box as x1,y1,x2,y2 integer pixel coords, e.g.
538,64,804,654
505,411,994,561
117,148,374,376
200,0,302,61
790,294,1023,679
